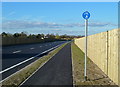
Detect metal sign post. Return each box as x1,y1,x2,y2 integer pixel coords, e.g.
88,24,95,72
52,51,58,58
82,11,90,81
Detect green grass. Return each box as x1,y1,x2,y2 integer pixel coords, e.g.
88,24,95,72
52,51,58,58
71,42,90,85
1,42,68,87
71,42,96,85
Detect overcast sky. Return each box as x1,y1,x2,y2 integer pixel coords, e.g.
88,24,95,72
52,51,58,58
1,2,118,35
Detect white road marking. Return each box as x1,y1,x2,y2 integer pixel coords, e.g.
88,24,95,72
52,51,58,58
30,48,34,50
18,47,60,87
13,50,21,54
0,57,34,74
0,44,63,83
0,44,62,75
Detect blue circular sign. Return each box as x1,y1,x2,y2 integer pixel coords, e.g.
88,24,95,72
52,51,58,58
82,11,90,19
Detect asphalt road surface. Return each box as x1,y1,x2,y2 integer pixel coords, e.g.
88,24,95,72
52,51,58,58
21,43,73,86
1,41,67,81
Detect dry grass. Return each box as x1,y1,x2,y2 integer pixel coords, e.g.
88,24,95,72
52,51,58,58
71,42,117,86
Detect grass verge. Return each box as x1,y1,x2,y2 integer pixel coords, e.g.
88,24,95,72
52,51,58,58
71,42,116,86
1,42,68,87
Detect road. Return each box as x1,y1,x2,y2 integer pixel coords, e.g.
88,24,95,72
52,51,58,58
1,41,67,81
20,43,73,86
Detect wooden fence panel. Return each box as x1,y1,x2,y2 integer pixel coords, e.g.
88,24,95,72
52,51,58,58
75,29,119,86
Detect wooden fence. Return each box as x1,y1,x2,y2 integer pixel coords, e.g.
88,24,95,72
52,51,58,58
75,29,120,86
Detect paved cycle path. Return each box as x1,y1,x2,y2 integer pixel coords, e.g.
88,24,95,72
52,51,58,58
21,43,73,86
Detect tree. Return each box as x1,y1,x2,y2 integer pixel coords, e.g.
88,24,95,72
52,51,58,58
2,32,7,37
13,33,20,38
41,34,44,38
20,32,27,37
36,34,41,38
55,34,60,39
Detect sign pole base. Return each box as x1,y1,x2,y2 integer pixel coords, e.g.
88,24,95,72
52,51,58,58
84,76,87,81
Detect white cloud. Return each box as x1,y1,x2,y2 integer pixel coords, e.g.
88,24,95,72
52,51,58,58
2,20,117,29
51,29,61,31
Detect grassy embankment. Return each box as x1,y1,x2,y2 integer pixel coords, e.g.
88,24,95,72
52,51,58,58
71,42,116,86
1,42,68,87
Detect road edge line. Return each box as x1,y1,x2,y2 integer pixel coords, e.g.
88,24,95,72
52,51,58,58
0,44,61,74
0,43,64,83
